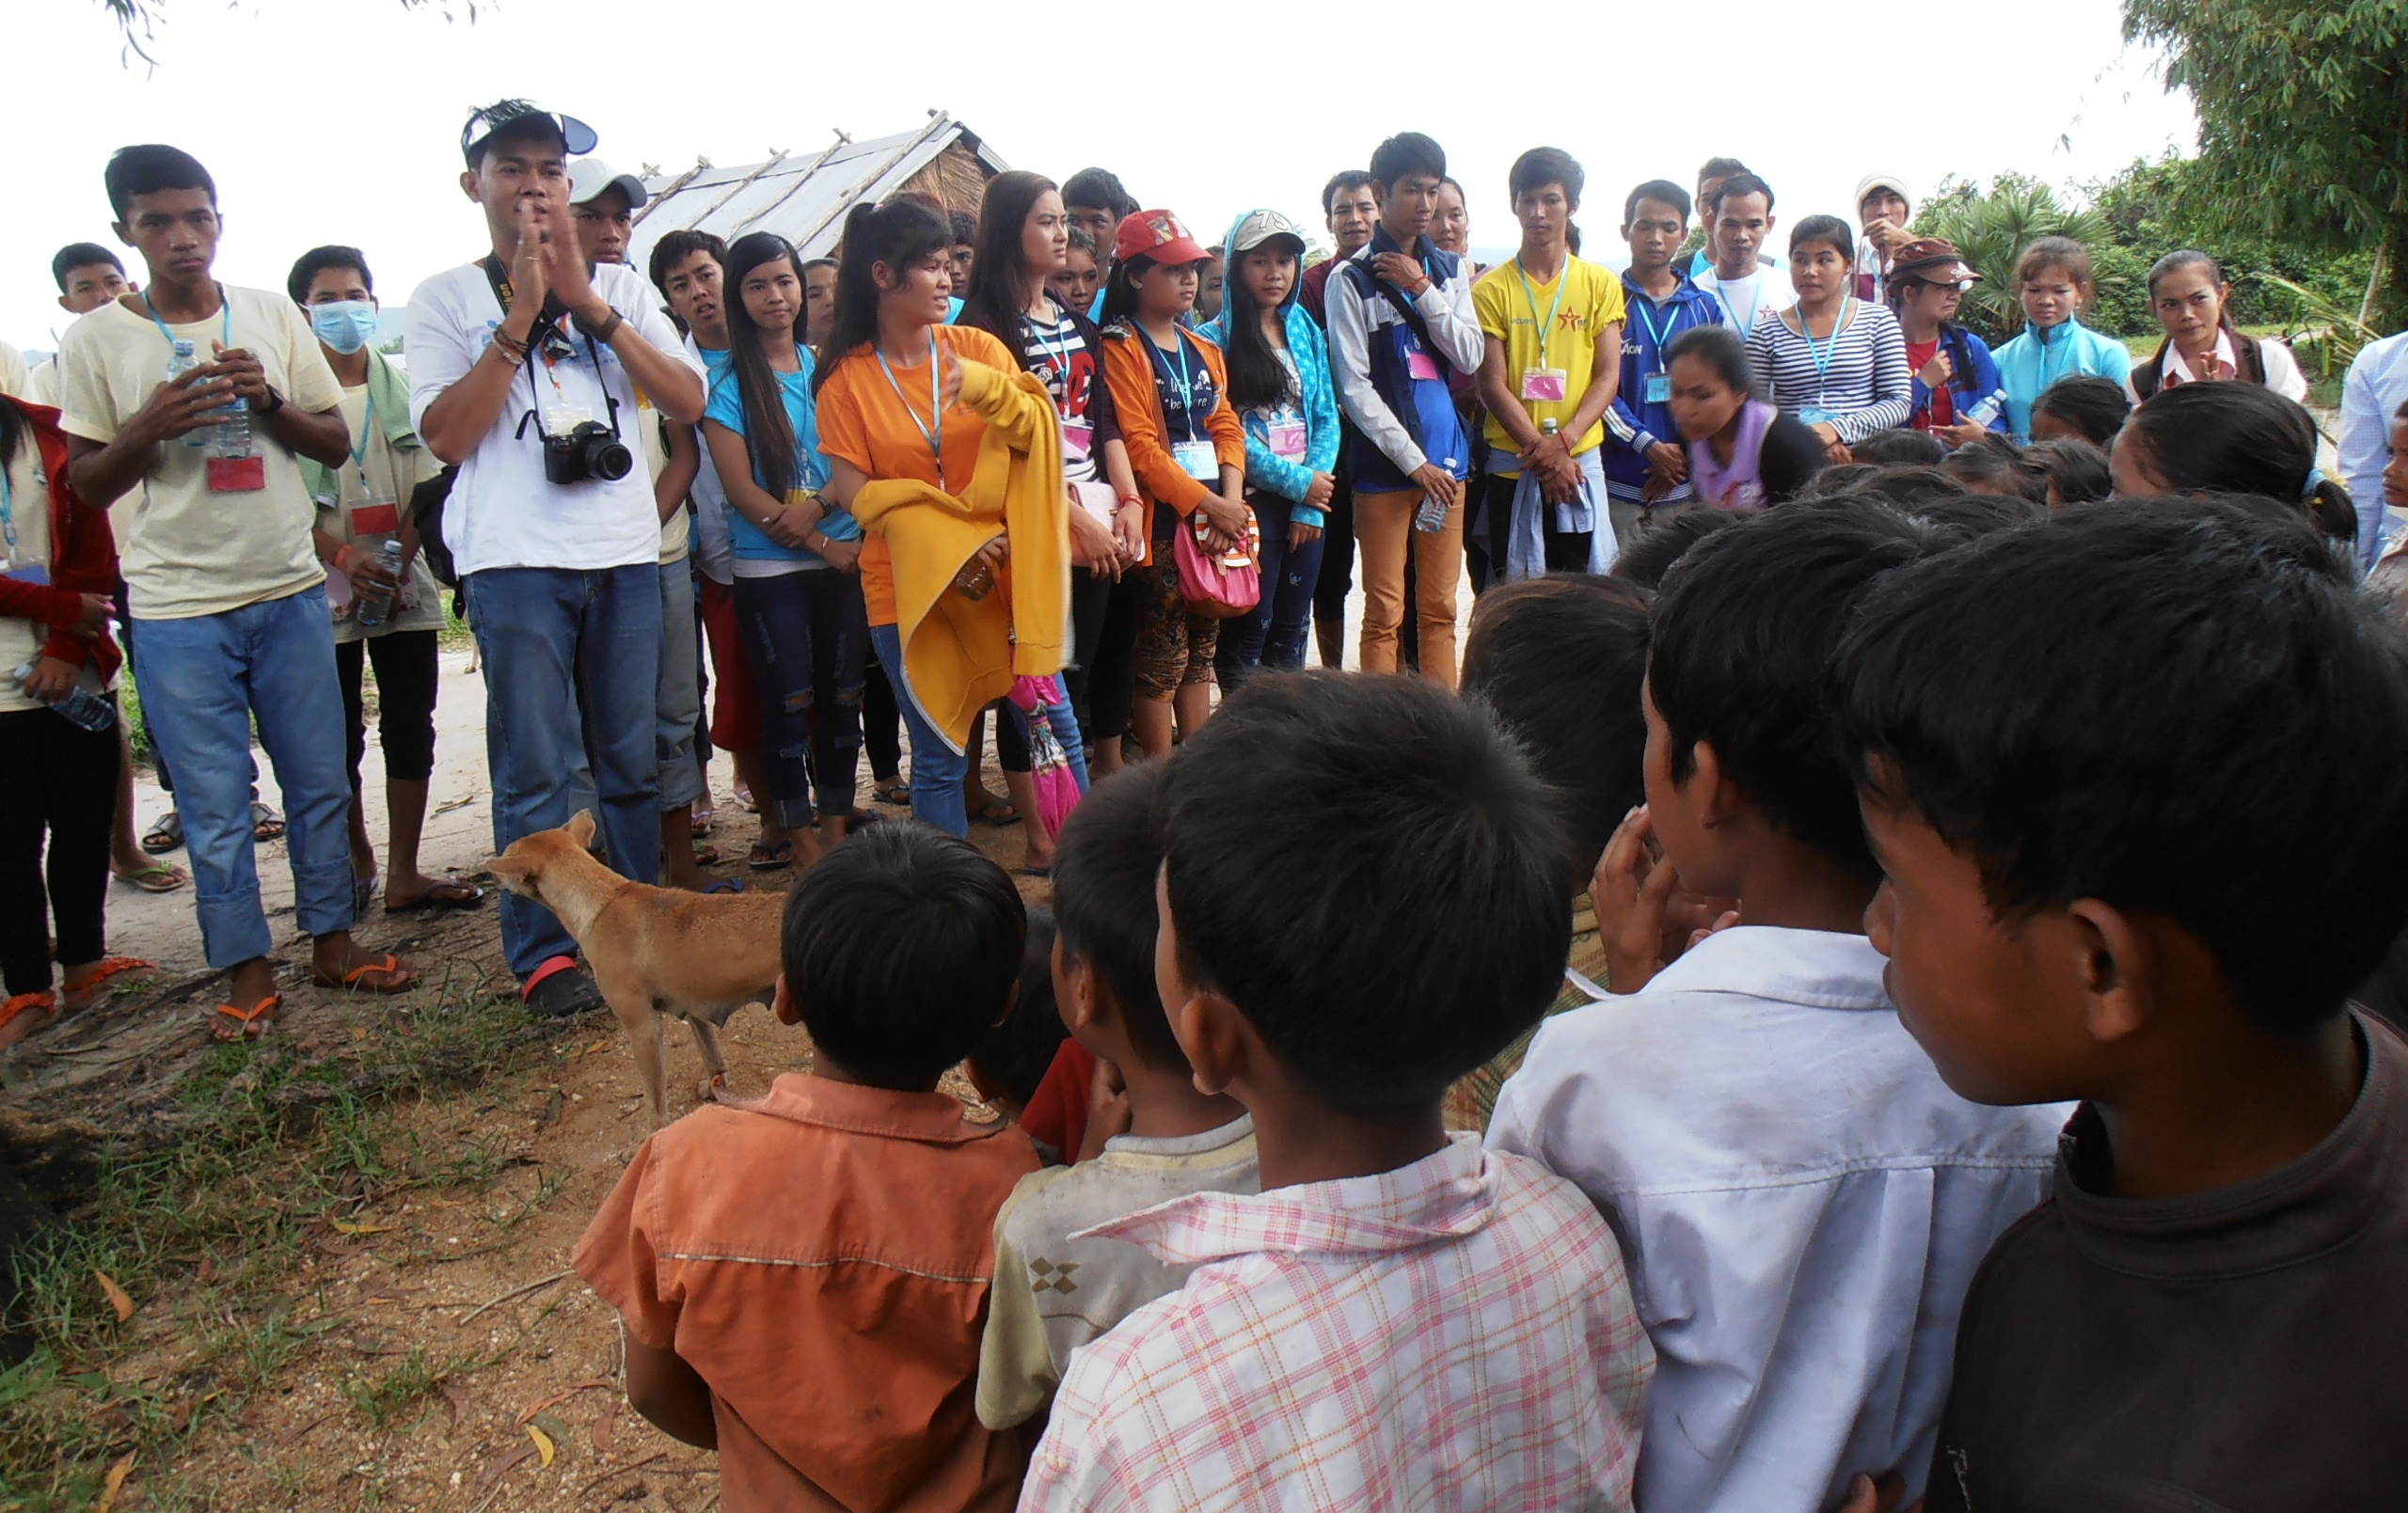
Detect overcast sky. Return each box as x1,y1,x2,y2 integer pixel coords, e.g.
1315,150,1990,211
7,0,2196,355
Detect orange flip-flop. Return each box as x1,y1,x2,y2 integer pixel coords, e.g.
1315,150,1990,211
310,954,418,995
211,994,279,1041
0,991,58,1051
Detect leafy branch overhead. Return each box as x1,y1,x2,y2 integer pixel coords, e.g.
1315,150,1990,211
93,0,477,63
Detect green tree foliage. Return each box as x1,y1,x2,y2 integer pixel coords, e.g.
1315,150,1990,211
1911,176,2115,344
2123,0,2408,329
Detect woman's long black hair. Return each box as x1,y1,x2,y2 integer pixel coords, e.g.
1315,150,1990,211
959,170,1056,371
814,197,956,397
1220,242,1300,415
722,231,809,498
2128,380,2357,543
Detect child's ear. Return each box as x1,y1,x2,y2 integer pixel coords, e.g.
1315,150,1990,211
2066,897,2156,1046
1689,738,1743,827
1168,989,1249,1100
771,972,800,1026
1055,951,1105,1037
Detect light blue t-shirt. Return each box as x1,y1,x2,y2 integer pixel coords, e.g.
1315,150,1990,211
702,347,858,567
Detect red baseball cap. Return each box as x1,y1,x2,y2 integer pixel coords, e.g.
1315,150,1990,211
1115,209,1211,267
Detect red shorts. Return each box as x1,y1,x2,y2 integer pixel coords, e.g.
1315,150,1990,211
698,577,762,754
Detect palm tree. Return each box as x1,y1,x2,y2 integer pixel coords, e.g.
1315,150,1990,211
1920,178,2115,344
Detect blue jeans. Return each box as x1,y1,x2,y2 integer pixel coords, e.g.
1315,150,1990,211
656,559,705,811
734,569,870,825
468,564,663,978
134,586,355,968
1218,495,1327,689
868,621,969,836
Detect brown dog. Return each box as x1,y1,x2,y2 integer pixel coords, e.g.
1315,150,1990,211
488,811,787,1127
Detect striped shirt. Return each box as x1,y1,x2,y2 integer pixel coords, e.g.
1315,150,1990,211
1019,1132,1654,1511
1747,298,1912,444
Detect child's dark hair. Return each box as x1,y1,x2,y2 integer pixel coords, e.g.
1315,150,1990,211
647,229,729,306
1510,147,1583,206
1835,499,2408,1034
1063,167,1136,220
1098,252,1158,328
1696,156,1751,191
104,144,214,221
1160,673,1569,1119
969,906,1067,1110
52,243,122,291
1850,429,1946,467
2033,374,2129,446
780,822,1026,1088
1708,172,1773,215
1608,506,1744,590
1847,464,1969,511
722,231,813,497
1891,486,2042,537
2013,236,2095,298
286,245,372,306
1052,764,1182,1071
1463,576,1653,890
816,197,954,396
1789,213,1854,262
948,209,978,246
1664,323,1751,395
1652,500,1956,881
2125,383,2357,542
1624,180,1692,226
1940,436,2052,505
1369,133,1447,191
2025,437,2113,504
1801,463,1880,498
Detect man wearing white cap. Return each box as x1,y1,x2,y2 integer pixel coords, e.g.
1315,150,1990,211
1854,173,1913,303
407,102,706,1017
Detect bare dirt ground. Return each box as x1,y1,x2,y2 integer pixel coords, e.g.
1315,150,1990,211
0,642,1050,1512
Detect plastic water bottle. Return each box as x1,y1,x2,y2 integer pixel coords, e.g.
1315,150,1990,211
12,665,116,733
166,339,209,449
354,539,406,628
1416,456,1460,534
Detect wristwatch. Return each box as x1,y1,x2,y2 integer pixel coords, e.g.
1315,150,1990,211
253,386,286,417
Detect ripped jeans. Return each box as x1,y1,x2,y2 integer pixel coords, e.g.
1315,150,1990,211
733,568,870,826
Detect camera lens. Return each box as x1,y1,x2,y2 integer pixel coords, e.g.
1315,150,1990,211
585,431,634,481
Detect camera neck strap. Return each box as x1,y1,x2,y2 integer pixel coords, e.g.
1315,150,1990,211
483,253,622,445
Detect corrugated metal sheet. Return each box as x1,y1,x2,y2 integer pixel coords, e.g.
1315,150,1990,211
627,113,1008,268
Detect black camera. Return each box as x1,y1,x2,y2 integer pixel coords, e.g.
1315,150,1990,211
542,419,634,485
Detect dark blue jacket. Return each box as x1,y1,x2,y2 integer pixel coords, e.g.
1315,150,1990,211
1606,274,1726,502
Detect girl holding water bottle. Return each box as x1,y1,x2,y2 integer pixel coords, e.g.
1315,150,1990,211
0,393,151,1050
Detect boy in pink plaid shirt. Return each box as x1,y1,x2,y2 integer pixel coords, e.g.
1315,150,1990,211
1019,673,1654,1512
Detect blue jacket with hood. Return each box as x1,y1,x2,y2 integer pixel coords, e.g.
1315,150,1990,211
1199,213,1342,519
1606,272,1726,502
1992,317,2132,441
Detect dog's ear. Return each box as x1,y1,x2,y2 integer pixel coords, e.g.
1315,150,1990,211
566,810,598,850
487,852,536,895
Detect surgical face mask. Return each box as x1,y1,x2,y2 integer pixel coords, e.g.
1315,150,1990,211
309,300,379,354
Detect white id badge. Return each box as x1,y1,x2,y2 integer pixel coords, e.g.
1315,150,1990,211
1173,439,1218,481
1645,372,1673,404
1268,420,1308,462
1520,368,1568,402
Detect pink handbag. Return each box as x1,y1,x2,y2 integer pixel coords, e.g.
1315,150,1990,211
1173,506,1262,619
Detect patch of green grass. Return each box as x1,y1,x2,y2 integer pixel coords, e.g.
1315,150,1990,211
0,981,565,1509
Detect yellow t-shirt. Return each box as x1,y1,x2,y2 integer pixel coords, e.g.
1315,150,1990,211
320,381,447,644
57,286,344,621
1472,255,1627,461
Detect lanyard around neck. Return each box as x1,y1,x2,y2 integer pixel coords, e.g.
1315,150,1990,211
875,330,944,489
0,457,14,556
1632,290,1680,370
143,284,231,355
348,385,377,469
1798,298,1854,402
1515,257,1569,362
1025,299,1077,385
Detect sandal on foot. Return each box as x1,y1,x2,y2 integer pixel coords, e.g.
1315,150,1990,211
310,954,417,994
703,877,749,894
974,797,1019,826
689,843,722,868
388,878,486,913
747,840,793,872
250,802,286,843
1016,865,1054,880
114,860,188,893
62,957,155,1015
211,995,279,1041
872,778,911,805
141,811,184,855
0,992,59,1052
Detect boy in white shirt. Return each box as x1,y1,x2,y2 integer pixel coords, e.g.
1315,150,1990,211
1488,501,2067,1513
407,102,705,1017
1694,173,1796,345
58,145,418,1035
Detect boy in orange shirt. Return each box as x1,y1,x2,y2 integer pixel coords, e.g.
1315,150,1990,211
574,825,1040,1511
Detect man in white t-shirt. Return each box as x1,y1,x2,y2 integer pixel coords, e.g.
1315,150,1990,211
1695,173,1796,345
568,157,711,893
408,102,705,1017
26,245,135,408
59,144,419,1035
